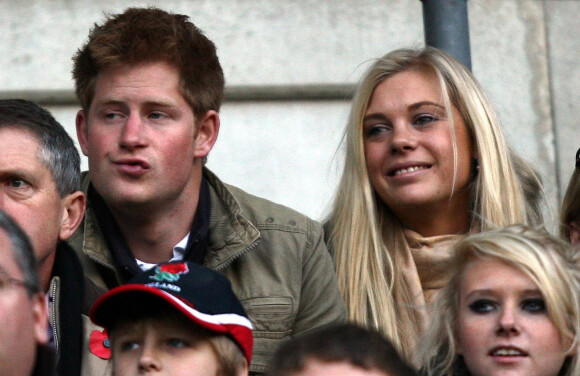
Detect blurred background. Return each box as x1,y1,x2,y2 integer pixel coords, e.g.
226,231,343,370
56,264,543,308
0,0,577,229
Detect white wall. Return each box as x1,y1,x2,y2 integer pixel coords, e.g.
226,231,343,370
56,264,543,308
2,0,578,227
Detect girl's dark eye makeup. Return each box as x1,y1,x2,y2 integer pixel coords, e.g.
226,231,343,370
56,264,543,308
468,299,495,314
521,298,546,313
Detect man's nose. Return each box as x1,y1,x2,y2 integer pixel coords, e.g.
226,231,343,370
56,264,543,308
119,114,148,150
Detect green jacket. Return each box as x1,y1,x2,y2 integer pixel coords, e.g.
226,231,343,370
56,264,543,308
68,168,347,373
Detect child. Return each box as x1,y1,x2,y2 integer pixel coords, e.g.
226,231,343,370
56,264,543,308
90,261,253,376
267,323,417,376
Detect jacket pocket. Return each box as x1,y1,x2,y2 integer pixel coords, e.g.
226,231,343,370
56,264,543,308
241,296,293,339
241,296,294,374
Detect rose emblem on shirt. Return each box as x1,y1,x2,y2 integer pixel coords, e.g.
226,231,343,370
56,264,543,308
150,262,189,282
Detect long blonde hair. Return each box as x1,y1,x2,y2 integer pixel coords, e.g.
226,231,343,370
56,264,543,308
326,47,542,358
419,225,580,376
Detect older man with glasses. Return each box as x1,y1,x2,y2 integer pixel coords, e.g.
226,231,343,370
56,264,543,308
0,210,55,376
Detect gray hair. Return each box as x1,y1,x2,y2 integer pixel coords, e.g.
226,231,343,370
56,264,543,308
0,99,81,196
0,210,40,296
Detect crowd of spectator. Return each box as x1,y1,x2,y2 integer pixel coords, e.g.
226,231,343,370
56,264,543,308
0,6,578,376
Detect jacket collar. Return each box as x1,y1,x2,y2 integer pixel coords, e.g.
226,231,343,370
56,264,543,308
78,168,260,276
203,167,260,270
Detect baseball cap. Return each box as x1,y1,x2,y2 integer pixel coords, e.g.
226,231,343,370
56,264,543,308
90,261,253,363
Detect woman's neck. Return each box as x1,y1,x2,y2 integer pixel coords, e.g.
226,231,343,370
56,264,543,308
395,196,472,237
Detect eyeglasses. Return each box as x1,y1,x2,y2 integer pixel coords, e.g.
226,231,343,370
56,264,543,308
576,148,580,169
0,267,37,294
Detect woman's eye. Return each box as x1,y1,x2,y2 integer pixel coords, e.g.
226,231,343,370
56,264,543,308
365,124,390,137
414,114,436,125
522,298,546,313
468,299,495,314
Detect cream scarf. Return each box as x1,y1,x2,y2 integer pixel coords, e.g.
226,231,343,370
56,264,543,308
398,229,465,349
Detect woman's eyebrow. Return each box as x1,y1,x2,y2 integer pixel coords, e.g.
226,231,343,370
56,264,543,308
363,113,388,123
408,101,445,111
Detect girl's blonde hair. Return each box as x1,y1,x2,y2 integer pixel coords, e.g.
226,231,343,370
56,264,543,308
326,47,543,359
419,225,580,376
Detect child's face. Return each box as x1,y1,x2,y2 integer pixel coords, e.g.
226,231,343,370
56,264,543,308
455,258,569,376
111,317,220,376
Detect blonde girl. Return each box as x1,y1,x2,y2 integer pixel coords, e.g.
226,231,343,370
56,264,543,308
419,225,580,376
326,47,543,359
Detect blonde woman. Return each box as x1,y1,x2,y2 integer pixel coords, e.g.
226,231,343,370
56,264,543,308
419,225,580,376
325,47,543,359
561,148,580,245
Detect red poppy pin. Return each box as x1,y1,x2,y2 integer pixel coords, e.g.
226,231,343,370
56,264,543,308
89,329,111,359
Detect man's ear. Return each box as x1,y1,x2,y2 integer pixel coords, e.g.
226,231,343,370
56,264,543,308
569,221,580,246
31,292,49,345
193,110,220,159
58,191,86,242
76,110,90,157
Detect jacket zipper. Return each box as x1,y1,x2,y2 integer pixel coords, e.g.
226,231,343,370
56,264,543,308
50,280,59,358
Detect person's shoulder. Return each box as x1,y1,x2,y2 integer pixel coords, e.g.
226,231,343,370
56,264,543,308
205,168,319,232
227,183,311,222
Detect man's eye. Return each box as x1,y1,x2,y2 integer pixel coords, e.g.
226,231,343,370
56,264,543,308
9,179,27,188
522,298,546,313
468,299,495,314
104,112,122,120
149,112,166,120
